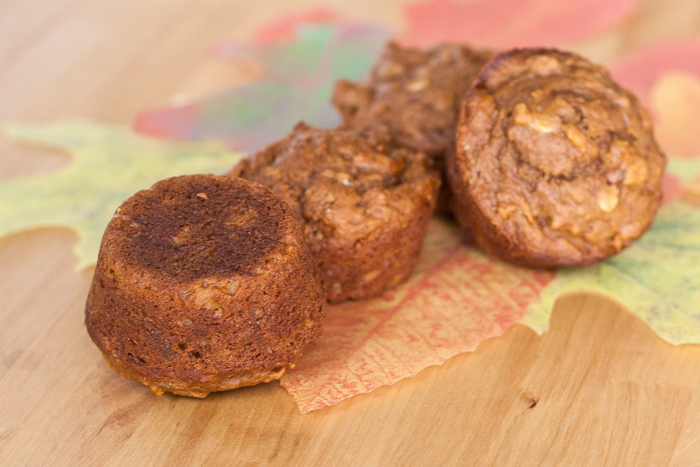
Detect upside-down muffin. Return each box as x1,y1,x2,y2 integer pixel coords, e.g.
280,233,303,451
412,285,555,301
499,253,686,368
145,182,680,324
447,48,666,268
229,123,441,303
85,175,325,397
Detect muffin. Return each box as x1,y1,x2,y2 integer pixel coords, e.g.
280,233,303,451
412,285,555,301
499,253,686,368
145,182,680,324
85,174,325,397
447,48,666,268
333,41,494,156
333,42,493,213
229,123,441,303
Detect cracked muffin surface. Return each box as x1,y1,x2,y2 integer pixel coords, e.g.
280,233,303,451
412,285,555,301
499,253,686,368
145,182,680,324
86,174,325,397
230,123,440,303
447,48,666,267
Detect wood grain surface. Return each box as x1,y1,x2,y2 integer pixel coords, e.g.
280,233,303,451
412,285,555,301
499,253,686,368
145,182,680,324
2,0,700,465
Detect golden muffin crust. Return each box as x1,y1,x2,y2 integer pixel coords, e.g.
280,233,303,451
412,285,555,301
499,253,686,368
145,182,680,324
230,123,440,303
85,174,325,397
447,48,666,267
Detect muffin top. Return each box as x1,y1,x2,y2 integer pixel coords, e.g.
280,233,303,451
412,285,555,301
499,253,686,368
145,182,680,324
230,123,440,249
450,48,666,266
333,42,494,155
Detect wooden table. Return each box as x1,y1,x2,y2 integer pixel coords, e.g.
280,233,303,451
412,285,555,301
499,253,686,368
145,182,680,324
2,0,700,465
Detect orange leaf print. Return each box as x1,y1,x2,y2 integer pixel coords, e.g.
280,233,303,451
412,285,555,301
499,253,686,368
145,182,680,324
280,218,555,413
650,71,700,157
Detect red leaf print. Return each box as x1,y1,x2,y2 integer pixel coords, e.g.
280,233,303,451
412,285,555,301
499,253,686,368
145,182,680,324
609,38,700,157
400,0,635,48
662,173,683,204
253,7,339,44
609,36,700,109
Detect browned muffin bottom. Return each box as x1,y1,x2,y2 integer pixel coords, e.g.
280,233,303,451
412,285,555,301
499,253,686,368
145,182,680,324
85,174,325,397
230,123,441,303
333,41,494,156
447,48,666,268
